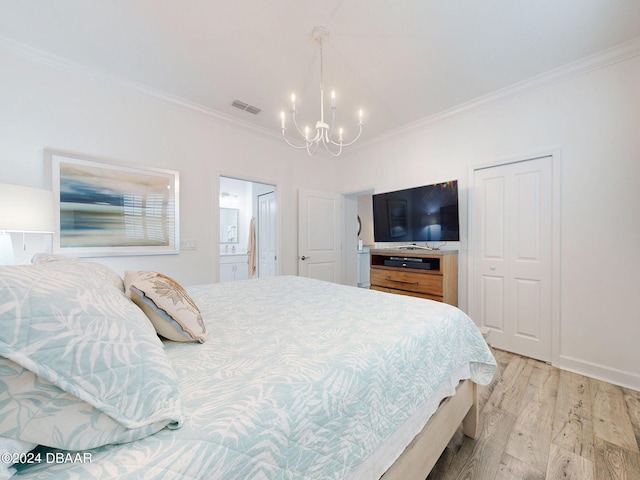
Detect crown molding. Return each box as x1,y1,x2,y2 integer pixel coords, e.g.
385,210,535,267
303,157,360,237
2,35,640,153
0,36,282,143
353,36,640,152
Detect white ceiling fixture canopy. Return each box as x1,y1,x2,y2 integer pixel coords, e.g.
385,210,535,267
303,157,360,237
280,25,364,157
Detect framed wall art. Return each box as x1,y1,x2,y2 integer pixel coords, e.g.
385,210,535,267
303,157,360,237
48,150,179,256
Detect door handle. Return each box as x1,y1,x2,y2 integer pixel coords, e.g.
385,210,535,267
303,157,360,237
300,256,310,261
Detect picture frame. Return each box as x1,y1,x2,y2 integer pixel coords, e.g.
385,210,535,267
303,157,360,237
48,150,179,256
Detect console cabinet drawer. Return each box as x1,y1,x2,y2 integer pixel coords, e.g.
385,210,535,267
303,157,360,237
370,269,443,297
369,249,458,306
370,285,443,302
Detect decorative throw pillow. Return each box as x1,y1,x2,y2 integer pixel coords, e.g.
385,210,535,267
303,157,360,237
125,271,206,343
0,262,184,451
31,253,125,292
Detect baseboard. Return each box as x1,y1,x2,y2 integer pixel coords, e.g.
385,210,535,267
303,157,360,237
557,355,640,392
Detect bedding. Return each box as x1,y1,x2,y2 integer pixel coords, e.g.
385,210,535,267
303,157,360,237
31,253,126,292
4,273,495,479
0,438,35,480
0,261,184,452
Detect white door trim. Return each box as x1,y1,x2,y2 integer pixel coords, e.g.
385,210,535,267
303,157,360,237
467,149,562,365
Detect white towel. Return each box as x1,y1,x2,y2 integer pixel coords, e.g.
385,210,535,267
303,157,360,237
247,217,256,278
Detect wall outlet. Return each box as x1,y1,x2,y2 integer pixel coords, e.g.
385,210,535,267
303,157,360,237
180,239,197,250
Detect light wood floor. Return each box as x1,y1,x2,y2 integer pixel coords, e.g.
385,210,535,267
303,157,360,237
427,349,640,480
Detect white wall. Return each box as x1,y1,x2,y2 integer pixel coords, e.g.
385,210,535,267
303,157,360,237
0,49,339,285
2,43,638,390
336,54,640,390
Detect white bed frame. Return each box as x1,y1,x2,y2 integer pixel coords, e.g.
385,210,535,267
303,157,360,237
381,379,478,479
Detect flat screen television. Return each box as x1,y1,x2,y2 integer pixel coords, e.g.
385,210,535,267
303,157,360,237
373,180,459,243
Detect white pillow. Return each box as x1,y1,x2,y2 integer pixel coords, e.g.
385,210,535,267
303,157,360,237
0,262,184,450
31,253,125,291
125,270,206,343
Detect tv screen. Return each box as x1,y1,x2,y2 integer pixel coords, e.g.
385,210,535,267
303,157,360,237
373,180,459,243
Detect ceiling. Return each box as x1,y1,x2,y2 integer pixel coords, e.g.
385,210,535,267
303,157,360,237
2,0,640,144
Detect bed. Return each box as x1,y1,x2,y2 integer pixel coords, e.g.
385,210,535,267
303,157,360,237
0,256,495,479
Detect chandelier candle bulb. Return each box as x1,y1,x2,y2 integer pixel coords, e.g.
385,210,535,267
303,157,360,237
359,110,363,124
331,90,336,108
291,94,296,112
280,111,286,129
339,128,343,142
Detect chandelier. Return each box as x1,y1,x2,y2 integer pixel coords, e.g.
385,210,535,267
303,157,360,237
280,26,364,157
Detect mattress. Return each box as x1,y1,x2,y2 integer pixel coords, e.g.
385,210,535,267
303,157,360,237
13,276,495,479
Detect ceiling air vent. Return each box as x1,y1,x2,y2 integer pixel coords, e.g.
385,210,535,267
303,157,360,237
245,105,261,115
232,100,261,115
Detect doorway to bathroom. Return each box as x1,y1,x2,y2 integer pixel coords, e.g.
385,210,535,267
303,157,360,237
219,176,277,282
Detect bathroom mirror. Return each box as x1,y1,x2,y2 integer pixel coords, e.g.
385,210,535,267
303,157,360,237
220,208,239,244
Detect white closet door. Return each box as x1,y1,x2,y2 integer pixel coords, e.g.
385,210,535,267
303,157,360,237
472,156,553,362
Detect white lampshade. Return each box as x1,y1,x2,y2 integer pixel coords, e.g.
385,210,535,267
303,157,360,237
0,183,55,233
0,184,55,265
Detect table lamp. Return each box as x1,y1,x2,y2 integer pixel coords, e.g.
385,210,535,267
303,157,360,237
0,183,55,265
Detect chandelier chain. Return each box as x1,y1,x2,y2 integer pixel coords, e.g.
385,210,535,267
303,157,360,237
319,35,324,90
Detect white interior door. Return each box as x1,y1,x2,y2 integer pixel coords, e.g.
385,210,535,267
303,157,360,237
258,191,277,278
298,189,342,283
472,156,553,362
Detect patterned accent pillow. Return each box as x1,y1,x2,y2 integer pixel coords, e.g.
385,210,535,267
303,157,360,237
0,262,184,450
125,271,206,343
31,253,125,292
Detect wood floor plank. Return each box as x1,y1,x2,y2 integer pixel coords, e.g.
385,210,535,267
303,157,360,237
494,452,545,480
477,348,510,411
485,354,533,415
429,349,640,479
594,436,640,480
491,348,515,366
552,369,595,460
504,365,559,472
449,406,518,480
546,443,595,480
427,406,517,480
622,386,640,450
591,378,638,452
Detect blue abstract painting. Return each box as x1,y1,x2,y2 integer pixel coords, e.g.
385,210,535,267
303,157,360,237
51,152,179,255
